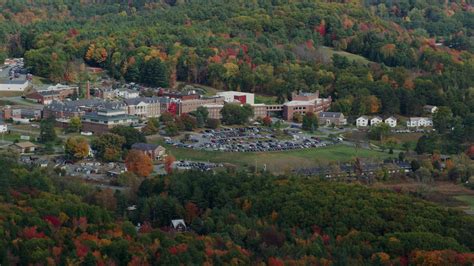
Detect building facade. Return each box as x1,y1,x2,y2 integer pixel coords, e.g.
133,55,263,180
318,112,347,126
81,109,139,133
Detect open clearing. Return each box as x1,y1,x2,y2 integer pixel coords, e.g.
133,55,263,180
373,181,474,214
318,46,371,65
151,138,391,173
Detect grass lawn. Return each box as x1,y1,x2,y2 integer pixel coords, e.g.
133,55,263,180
255,94,278,104
31,76,50,86
154,140,391,174
0,91,23,97
318,46,371,65
454,195,474,212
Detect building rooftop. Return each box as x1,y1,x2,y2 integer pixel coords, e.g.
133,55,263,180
319,112,343,118
82,112,138,122
13,141,37,148
0,79,28,85
124,97,161,105
131,143,164,151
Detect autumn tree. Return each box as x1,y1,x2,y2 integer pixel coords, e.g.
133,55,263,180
91,133,125,162
65,137,90,161
125,150,153,177
302,112,318,132
164,154,175,174
66,116,82,133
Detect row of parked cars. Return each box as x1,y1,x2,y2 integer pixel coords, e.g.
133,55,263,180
173,161,223,171
167,127,330,152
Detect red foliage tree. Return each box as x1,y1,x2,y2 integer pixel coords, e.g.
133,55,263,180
268,257,285,266
44,215,61,228
164,155,175,174
23,226,46,239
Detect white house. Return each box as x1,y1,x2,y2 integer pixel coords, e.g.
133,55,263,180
370,116,383,126
423,105,438,114
356,116,369,127
0,123,7,133
384,116,397,128
407,117,433,127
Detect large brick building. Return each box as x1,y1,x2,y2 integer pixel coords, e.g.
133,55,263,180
282,91,332,121
125,97,161,118
81,108,139,133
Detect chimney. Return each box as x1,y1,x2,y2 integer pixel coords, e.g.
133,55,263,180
86,81,90,99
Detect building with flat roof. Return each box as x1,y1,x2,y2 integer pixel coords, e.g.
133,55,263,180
217,91,255,105
282,93,332,121
0,79,29,91
81,108,139,133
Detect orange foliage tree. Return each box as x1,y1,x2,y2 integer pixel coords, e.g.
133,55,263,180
164,154,175,174
125,150,154,177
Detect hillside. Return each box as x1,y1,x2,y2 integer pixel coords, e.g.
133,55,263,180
0,1,473,123
0,153,473,264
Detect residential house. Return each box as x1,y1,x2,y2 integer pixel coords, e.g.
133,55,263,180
10,141,37,154
318,112,347,126
423,105,438,114
356,116,369,127
407,117,433,127
370,116,383,126
384,116,397,128
131,143,166,160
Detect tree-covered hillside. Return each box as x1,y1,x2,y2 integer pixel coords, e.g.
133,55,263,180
0,152,474,264
1,0,472,153
0,1,473,102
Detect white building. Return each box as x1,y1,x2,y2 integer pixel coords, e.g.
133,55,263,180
423,105,438,114
407,117,433,127
217,91,255,105
0,80,29,91
356,116,369,127
384,116,397,127
115,89,139,99
0,123,7,133
370,116,383,126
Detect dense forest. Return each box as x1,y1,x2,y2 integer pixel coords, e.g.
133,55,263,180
0,151,474,265
0,0,473,154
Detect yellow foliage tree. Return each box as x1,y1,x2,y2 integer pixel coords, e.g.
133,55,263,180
65,137,90,161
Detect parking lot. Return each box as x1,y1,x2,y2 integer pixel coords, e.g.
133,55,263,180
174,160,223,171
166,127,331,152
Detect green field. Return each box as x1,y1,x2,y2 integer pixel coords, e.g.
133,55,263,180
156,141,391,173
319,46,371,65
455,195,474,212
0,91,23,97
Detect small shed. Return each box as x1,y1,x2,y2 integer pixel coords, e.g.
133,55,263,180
171,219,187,232
10,141,37,154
